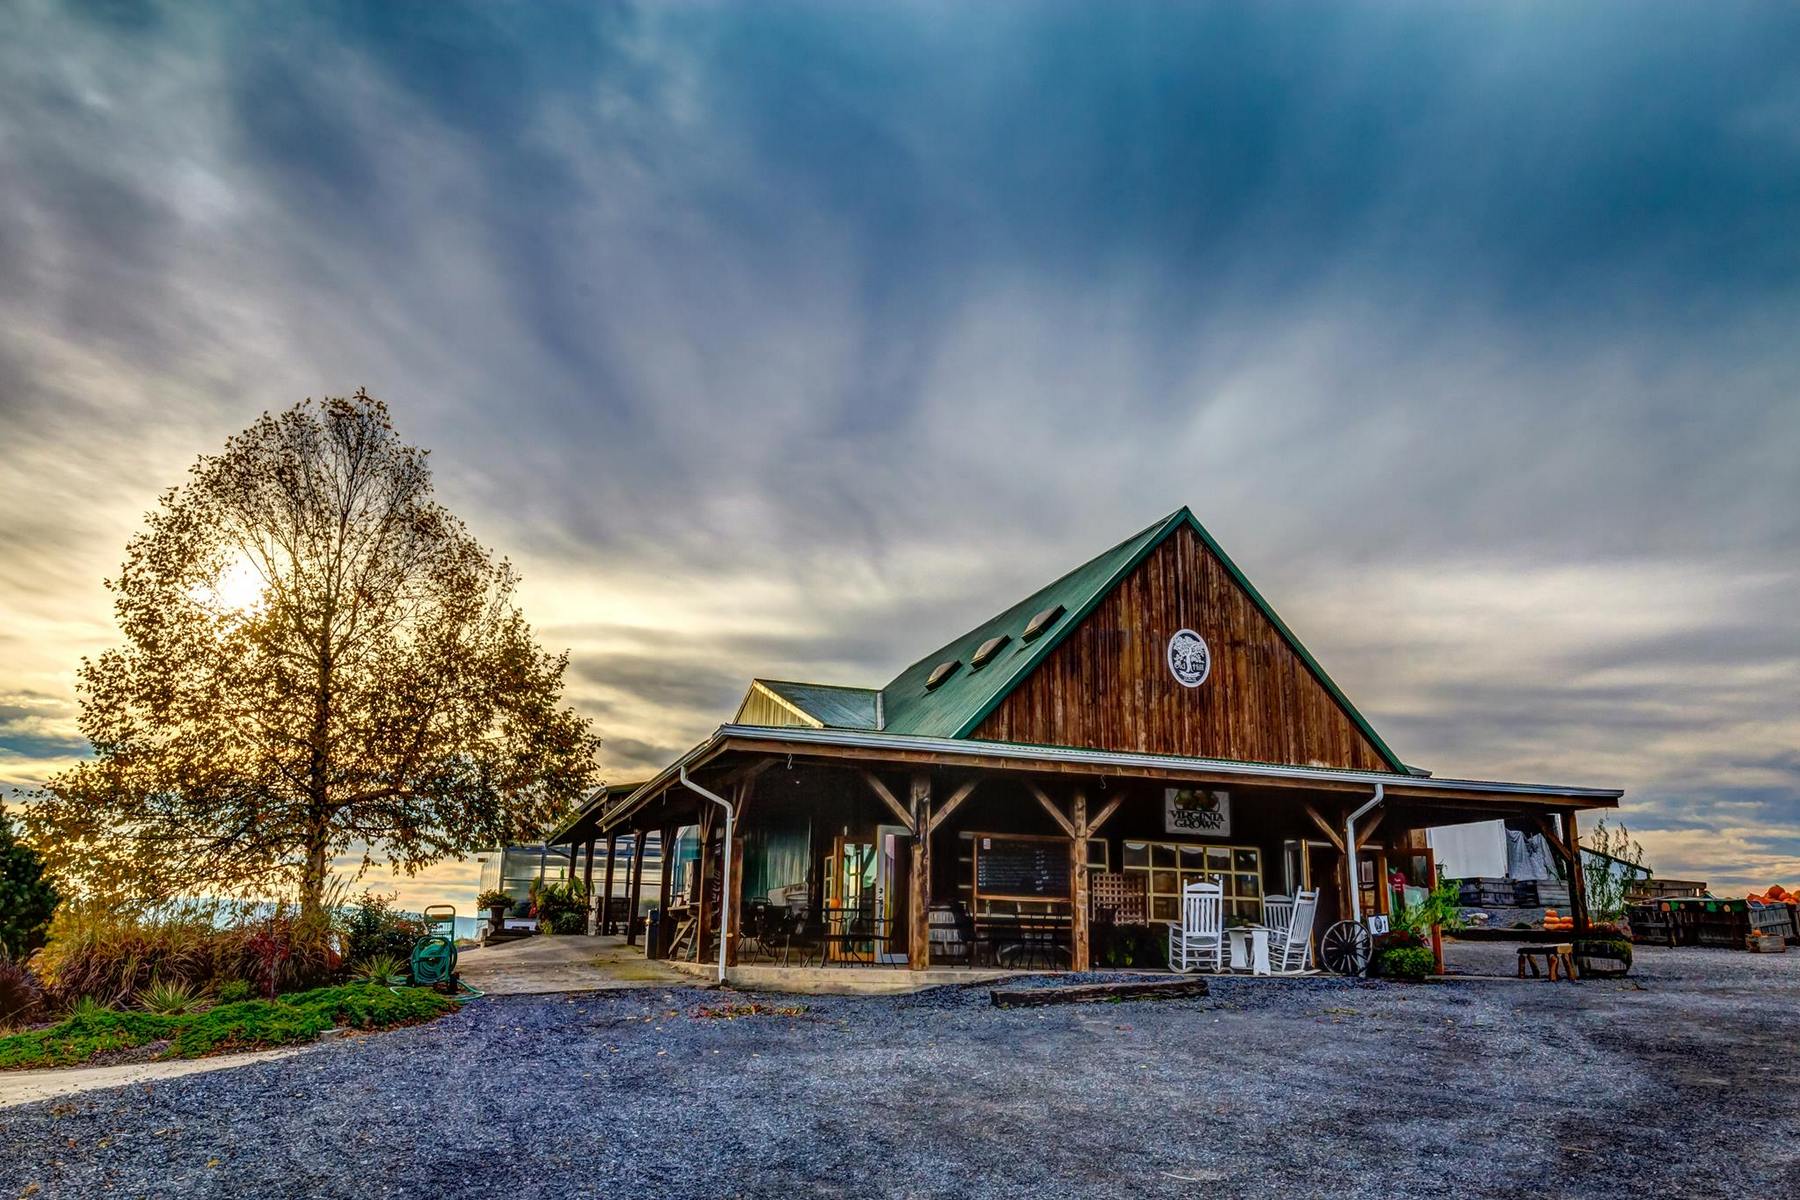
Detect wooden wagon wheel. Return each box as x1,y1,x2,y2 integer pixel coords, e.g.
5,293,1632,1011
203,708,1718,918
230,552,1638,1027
1320,920,1372,976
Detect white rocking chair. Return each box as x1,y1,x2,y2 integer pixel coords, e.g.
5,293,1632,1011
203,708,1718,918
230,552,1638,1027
1265,888,1319,973
1167,881,1224,973
1262,894,1294,933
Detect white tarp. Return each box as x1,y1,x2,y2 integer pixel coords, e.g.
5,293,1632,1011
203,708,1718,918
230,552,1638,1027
1427,820,1507,879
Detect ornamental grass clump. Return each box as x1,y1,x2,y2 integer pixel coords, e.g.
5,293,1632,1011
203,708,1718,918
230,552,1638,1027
139,979,205,1015
0,957,47,1030
348,954,410,986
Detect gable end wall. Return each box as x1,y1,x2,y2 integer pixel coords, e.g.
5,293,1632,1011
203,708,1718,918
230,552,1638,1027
970,524,1395,771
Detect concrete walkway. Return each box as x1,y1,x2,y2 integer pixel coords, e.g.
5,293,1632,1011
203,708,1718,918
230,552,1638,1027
0,1041,333,1109
456,933,692,995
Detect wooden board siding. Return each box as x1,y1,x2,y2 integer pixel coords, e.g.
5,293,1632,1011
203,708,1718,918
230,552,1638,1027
735,684,816,729
972,523,1394,771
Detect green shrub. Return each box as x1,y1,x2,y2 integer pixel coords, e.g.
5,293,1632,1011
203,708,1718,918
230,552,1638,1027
0,814,59,960
475,890,512,912
339,893,427,967
1374,944,1435,981
286,983,457,1030
0,1004,177,1070
139,979,204,1015
0,957,46,1029
0,984,458,1070
215,979,254,1003
168,999,332,1058
530,879,589,935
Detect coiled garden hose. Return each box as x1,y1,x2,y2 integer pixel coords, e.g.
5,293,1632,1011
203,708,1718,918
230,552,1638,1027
410,934,459,986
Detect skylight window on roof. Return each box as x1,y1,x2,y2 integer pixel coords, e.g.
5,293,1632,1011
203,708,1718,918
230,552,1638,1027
1021,603,1065,641
970,634,1010,669
925,660,960,689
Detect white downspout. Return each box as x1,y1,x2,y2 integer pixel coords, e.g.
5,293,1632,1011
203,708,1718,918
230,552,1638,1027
679,765,735,985
1345,783,1385,926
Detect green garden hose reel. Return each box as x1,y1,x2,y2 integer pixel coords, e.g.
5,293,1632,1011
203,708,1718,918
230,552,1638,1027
410,904,460,989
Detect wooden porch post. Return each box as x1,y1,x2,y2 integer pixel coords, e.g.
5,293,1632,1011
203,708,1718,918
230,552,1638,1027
1564,809,1590,934
600,832,618,934
725,779,754,968
655,826,676,957
583,837,597,934
625,828,648,947
1069,790,1090,971
908,772,932,971
694,804,718,960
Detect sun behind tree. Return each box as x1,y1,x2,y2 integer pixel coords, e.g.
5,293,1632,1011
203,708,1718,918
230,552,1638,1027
29,391,601,920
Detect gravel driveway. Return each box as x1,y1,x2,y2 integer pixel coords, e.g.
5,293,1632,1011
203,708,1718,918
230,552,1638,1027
4,943,1796,1198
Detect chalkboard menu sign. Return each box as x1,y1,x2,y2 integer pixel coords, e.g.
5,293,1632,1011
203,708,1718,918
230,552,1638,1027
975,837,1071,900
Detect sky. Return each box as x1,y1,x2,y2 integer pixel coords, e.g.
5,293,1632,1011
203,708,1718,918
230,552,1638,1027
2,1,1798,912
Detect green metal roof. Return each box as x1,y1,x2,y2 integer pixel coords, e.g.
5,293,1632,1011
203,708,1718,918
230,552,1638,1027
727,506,1408,773
757,679,882,730
877,513,1171,738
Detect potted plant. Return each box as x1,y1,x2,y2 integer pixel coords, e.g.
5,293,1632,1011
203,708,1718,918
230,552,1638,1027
476,890,512,933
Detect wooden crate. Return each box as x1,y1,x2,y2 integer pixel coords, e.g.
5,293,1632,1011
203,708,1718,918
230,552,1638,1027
1459,877,1518,908
1749,904,1795,940
1518,880,1571,908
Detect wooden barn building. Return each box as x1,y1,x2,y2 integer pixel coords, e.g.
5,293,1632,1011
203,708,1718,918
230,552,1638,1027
555,508,1621,976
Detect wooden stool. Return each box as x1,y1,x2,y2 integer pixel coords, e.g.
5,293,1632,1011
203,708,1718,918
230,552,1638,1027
1517,943,1578,981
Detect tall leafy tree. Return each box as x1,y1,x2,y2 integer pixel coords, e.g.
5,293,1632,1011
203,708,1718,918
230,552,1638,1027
29,392,600,919
0,809,59,959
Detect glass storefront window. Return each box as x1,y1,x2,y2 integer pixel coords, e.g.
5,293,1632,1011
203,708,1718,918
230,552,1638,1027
1124,840,1264,922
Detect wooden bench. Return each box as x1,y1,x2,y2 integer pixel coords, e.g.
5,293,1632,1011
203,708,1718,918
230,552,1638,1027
1517,943,1578,981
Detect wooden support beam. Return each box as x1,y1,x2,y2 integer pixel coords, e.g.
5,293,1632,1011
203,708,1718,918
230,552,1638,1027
625,828,648,947
1355,810,1386,850
1563,809,1591,935
724,778,753,967
600,832,618,935
653,826,675,957
925,780,978,836
1303,803,1345,853
1532,814,1572,863
863,771,915,832
1084,792,1125,838
583,837,597,934
694,805,718,960
1027,781,1078,838
1069,790,1090,971
908,772,932,971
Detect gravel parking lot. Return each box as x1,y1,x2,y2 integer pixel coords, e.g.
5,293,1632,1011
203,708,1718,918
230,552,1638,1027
3,943,1796,1199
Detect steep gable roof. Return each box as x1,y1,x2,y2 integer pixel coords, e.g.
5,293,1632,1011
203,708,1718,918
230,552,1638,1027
880,508,1409,772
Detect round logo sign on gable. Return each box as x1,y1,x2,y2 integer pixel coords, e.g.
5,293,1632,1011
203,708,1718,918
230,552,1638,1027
1167,629,1211,689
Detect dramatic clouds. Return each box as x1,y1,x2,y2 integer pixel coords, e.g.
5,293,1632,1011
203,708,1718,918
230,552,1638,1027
2,1,1797,907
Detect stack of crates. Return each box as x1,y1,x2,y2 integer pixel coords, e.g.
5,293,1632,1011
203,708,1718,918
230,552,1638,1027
1459,877,1518,908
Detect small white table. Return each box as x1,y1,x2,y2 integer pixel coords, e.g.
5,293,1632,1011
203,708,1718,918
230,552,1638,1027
1225,926,1272,975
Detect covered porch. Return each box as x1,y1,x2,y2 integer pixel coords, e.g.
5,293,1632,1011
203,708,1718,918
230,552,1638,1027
590,725,1620,977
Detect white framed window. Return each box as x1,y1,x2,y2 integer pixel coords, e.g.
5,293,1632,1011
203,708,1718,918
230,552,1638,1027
1121,840,1263,922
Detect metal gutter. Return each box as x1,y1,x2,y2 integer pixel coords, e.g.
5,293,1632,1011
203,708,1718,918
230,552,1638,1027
594,722,1620,837
679,765,735,985
1345,785,1385,926
709,724,1622,800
